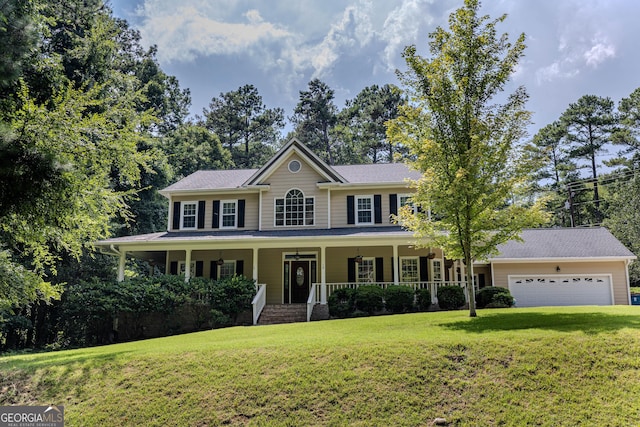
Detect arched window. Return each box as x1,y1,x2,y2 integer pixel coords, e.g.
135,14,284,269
275,189,314,226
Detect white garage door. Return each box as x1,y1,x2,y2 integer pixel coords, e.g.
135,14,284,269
508,275,613,307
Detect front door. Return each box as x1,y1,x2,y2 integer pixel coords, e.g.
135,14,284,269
291,261,310,303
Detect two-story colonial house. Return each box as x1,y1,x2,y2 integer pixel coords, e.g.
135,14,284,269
96,139,636,323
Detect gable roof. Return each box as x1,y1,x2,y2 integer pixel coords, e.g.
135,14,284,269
491,227,636,261
244,138,346,185
159,139,421,194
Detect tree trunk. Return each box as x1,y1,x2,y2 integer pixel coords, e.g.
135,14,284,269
466,255,477,317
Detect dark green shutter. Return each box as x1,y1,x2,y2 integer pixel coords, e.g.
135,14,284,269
170,261,178,275
195,261,204,277
420,257,429,282
236,260,244,276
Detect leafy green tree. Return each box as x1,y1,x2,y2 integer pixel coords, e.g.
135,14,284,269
388,0,548,317
604,175,640,284
165,122,233,178
0,0,38,87
612,87,640,168
291,78,339,164
560,95,617,223
525,121,578,226
204,84,284,168
337,84,405,164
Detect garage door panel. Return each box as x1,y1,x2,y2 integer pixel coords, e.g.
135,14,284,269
508,276,612,307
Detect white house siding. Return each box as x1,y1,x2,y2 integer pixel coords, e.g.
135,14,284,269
492,261,629,305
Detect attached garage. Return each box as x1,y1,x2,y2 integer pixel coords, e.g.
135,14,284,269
489,228,636,307
508,275,613,307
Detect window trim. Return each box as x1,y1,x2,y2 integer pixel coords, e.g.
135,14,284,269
180,201,198,230
356,257,376,283
355,195,374,225
288,159,302,173
177,260,196,275
220,199,238,229
431,259,443,281
217,260,237,279
274,188,315,227
399,256,420,283
398,194,417,215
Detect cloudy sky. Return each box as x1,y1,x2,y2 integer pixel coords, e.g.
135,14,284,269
109,0,640,140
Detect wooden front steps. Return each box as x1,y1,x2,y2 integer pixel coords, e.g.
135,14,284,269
257,304,307,325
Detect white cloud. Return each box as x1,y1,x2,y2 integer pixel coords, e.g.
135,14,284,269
138,3,291,63
584,37,615,67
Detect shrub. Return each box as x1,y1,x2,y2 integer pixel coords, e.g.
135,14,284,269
385,285,415,313
328,287,356,318
475,287,514,308
437,285,466,310
208,275,256,323
415,287,432,311
355,285,385,314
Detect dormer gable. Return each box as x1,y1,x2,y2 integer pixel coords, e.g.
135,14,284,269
244,138,346,186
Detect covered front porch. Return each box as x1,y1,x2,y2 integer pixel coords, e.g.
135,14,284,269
97,227,489,324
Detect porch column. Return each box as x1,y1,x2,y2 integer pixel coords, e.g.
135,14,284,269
117,250,126,282
184,249,192,282
253,247,259,282
320,245,327,304
393,244,399,285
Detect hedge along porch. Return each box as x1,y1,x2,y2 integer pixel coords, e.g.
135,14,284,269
99,226,475,306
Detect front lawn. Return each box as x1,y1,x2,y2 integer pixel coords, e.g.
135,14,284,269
1,306,639,426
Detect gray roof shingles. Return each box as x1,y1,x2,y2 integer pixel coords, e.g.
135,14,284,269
161,163,420,192
493,227,635,259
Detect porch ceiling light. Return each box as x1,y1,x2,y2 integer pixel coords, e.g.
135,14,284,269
295,249,300,260
354,249,363,263
217,251,224,266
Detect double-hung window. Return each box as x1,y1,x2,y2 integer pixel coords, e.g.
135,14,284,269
432,259,443,281
218,260,236,279
275,189,314,226
221,200,237,229
356,258,375,283
356,196,373,225
399,194,416,214
400,257,419,282
181,202,197,229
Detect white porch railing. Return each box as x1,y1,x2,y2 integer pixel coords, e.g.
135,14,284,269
307,283,318,322
252,283,267,325
314,281,469,305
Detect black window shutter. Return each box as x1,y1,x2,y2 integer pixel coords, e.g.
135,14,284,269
238,200,245,228
236,260,244,276
212,200,220,228
170,261,178,275
389,194,398,217
375,257,384,282
195,261,204,277
210,261,218,280
172,202,181,230
197,200,206,229
420,257,429,282
347,196,355,224
374,195,382,224
347,258,356,282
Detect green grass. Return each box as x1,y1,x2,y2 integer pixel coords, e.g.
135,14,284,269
2,306,640,426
